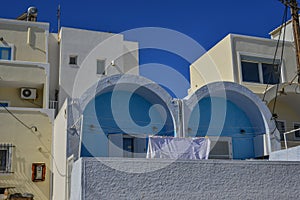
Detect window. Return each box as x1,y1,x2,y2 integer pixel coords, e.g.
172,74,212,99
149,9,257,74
240,55,280,84
208,136,232,159
0,101,9,107
0,47,12,60
0,144,13,173
262,63,280,84
96,59,105,75
276,120,286,141
293,123,300,140
69,55,77,65
108,134,147,158
241,61,260,83
123,137,134,158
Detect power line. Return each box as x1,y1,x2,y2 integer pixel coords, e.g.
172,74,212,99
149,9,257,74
272,5,288,117
0,103,68,177
262,4,289,101
0,103,37,131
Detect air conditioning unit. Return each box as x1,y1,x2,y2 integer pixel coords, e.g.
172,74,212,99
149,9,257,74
21,88,37,99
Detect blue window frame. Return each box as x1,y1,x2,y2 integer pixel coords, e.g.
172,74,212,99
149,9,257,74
0,102,9,107
0,47,11,60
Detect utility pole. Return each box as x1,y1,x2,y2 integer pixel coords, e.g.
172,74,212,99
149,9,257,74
290,0,300,83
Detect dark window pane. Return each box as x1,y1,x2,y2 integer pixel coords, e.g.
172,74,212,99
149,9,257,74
0,188,5,194
262,63,280,84
276,121,285,141
0,150,7,171
294,124,300,138
0,47,11,60
97,60,105,75
69,56,77,65
241,61,260,83
0,102,8,107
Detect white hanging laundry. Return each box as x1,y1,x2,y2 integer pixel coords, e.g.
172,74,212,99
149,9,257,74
147,136,210,160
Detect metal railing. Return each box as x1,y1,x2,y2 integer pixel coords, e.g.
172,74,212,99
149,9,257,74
283,127,300,149
49,100,58,110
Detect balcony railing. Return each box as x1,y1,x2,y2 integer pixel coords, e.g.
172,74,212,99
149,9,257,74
49,100,58,109
283,128,300,149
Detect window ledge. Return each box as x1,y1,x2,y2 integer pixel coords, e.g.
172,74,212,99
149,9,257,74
242,82,279,87
69,64,79,68
0,171,14,175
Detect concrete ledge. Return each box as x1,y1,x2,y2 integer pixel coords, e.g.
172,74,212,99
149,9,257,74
71,157,300,200
270,145,300,161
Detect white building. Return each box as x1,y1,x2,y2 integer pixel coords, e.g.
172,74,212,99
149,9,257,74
53,27,140,200
190,33,300,151
0,18,54,200
57,27,139,109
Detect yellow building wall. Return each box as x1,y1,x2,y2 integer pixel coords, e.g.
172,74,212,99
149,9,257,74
0,23,47,63
268,99,300,140
190,33,300,147
0,110,52,200
190,34,297,95
0,87,43,108
190,35,234,93
0,65,46,84
0,64,47,108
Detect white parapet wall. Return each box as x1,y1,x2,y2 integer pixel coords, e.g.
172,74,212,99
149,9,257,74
269,146,300,161
70,157,300,200
52,99,69,200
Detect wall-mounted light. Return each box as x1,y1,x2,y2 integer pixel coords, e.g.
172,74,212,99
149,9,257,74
111,60,115,66
30,126,37,132
152,126,158,133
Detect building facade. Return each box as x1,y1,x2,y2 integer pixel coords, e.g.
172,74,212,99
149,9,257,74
0,18,54,199
57,27,139,109
53,28,141,200
190,34,300,149
184,81,280,159
1,13,298,200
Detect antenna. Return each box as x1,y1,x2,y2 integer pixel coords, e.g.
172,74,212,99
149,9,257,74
57,4,61,33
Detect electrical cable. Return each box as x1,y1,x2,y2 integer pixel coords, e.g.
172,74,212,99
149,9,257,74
270,4,289,144
0,102,67,177
272,5,288,116
262,4,288,101
0,102,37,131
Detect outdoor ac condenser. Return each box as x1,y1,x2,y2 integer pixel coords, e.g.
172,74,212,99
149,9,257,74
20,88,37,99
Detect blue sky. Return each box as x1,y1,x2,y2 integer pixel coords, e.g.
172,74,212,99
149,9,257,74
0,0,288,98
